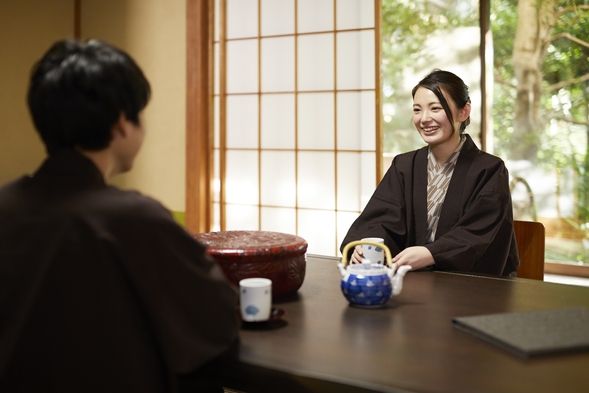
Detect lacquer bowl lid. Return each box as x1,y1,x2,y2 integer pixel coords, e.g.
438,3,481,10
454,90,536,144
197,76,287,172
195,230,308,263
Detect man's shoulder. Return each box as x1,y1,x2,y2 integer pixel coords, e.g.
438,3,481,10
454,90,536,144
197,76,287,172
91,187,207,263
91,186,177,227
0,176,27,198
0,177,37,216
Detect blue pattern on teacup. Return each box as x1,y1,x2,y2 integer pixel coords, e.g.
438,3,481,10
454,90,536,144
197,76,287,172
245,305,259,316
365,245,384,264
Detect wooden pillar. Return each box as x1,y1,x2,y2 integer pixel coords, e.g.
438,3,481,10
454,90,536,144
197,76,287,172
186,0,214,234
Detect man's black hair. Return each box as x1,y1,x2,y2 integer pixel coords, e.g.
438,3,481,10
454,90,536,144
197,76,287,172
27,39,151,155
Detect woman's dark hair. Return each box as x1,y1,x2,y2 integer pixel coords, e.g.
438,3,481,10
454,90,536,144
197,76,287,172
27,39,151,155
411,69,471,133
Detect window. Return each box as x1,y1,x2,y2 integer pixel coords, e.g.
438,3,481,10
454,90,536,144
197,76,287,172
212,0,380,256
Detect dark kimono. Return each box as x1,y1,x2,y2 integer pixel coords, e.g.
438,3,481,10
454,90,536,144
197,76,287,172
0,150,239,392
341,134,519,276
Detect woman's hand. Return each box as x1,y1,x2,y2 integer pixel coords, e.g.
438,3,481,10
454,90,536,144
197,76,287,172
392,246,434,270
350,245,364,264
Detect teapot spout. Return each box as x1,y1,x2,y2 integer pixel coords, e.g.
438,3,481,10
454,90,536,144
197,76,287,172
391,265,412,296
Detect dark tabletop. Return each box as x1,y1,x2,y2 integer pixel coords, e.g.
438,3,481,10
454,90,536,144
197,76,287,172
184,254,589,393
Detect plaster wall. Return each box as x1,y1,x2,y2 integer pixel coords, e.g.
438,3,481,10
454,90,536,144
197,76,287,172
0,0,74,185
0,0,187,213
81,0,187,212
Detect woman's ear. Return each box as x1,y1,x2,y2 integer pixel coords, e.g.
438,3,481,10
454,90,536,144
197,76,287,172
458,102,471,122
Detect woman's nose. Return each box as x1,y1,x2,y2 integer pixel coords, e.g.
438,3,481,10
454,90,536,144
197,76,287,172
420,110,431,122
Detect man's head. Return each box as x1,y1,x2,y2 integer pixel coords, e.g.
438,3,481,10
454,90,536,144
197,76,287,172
27,39,151,156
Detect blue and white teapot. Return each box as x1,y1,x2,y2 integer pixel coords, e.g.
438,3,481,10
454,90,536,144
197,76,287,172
338,240,411,308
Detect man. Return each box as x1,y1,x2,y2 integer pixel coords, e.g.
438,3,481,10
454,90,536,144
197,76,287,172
0,39,239,392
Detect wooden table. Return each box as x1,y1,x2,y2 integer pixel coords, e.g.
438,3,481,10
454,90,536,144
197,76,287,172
183,254,589,393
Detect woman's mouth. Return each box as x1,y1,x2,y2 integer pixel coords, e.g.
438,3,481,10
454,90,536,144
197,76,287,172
421,126,439,134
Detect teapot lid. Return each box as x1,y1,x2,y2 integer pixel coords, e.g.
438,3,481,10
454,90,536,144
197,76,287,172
346,262,387,276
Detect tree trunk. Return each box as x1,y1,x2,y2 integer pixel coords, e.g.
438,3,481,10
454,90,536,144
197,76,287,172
582,81,589,223
511,0,557,161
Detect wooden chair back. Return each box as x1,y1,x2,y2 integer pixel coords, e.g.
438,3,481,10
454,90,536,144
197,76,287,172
514,220,545,280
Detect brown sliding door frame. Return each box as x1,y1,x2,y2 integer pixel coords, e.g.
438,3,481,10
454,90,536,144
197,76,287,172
186,0,214,234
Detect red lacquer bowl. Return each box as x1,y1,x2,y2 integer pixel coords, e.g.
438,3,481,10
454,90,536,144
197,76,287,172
193,230,308,298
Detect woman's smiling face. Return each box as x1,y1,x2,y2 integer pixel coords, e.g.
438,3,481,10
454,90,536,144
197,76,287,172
412,86,461,149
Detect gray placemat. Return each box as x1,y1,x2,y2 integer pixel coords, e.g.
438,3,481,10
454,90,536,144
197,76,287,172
453,307,589,358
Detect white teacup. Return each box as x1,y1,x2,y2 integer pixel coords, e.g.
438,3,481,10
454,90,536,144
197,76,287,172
239,278,272,322
361,237,385,265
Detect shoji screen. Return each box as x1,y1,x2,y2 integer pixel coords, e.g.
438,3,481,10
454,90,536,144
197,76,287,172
213,0,379,256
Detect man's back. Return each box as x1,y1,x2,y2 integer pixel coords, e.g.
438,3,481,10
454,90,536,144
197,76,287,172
0,150,239,392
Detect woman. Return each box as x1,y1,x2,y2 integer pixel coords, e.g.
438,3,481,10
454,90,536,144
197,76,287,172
341,69,519,276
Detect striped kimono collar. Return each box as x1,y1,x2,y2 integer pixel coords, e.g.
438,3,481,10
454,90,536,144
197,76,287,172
425,135,466,243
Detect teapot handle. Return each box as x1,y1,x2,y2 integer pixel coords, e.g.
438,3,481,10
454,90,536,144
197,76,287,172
341,240,393,268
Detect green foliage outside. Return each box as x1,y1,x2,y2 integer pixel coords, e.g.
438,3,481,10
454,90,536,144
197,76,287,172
492,1,589,171
492,0,589,263
381,0,478,154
